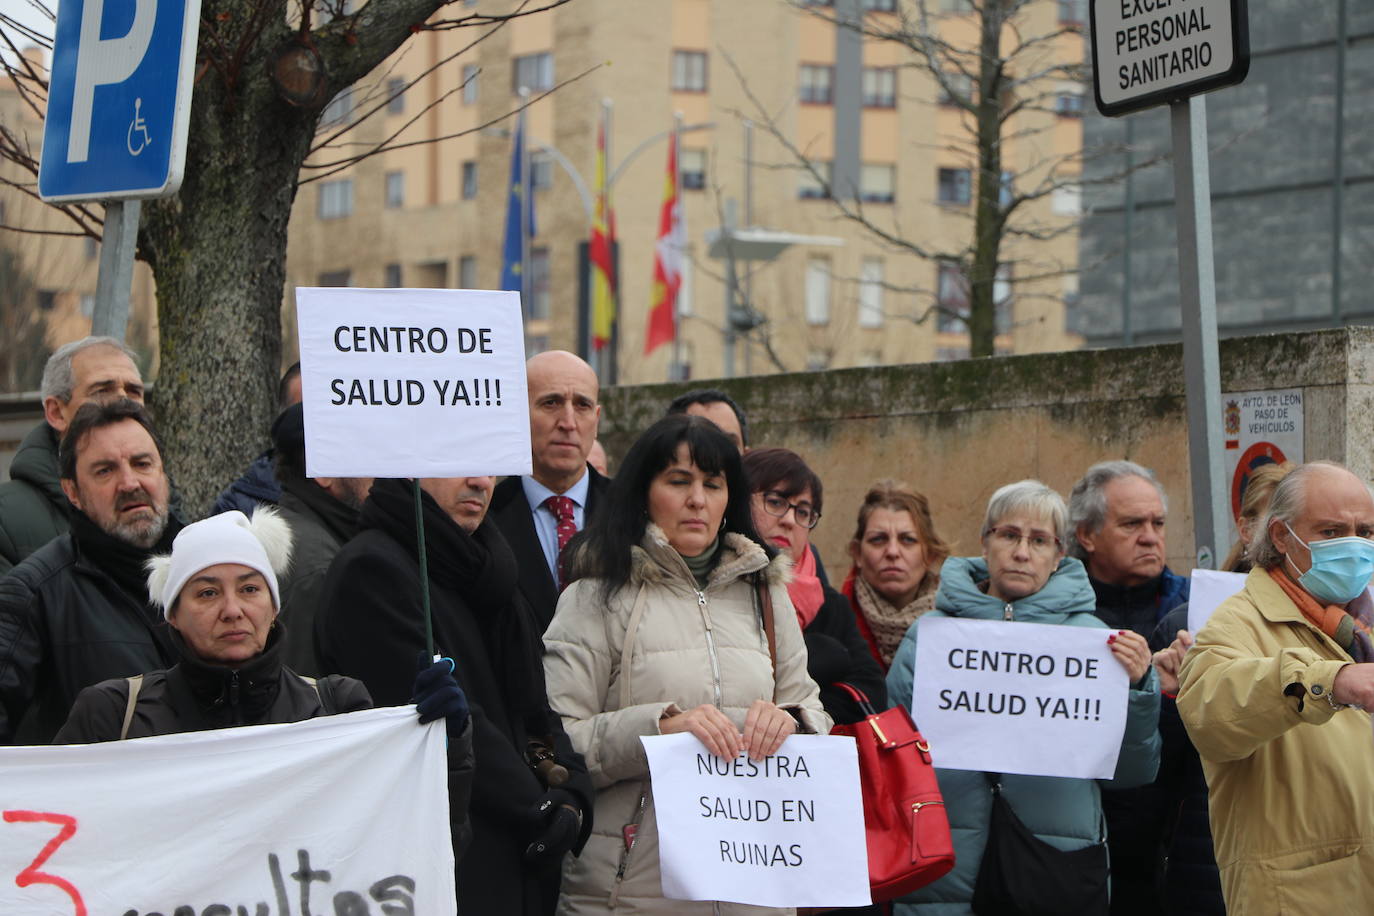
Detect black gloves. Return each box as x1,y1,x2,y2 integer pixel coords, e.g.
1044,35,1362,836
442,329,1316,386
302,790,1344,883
524,787,582,868
413,657,470,735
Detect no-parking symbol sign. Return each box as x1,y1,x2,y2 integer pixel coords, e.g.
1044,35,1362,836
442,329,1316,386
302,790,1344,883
1222,388,1302,543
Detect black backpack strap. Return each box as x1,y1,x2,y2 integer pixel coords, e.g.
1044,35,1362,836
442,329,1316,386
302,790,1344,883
120,675,145,741
297,674,335,714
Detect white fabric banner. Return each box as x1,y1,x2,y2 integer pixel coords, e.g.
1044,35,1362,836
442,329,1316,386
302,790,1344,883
913,617,1129,779
641,733,871,909
1187,569,1248,633
0,707,454,915
296,287,531,478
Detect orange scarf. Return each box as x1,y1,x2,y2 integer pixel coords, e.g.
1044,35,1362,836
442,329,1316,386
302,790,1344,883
787,545,825,630
1268,566,1372,657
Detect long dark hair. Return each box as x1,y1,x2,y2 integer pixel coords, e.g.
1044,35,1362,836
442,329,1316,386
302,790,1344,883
568,413,773,598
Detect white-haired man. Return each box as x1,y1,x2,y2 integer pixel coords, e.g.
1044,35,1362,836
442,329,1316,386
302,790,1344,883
1179,460,1374,911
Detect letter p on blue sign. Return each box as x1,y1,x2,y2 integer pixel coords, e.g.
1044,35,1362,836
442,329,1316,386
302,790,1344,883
39,0,201,202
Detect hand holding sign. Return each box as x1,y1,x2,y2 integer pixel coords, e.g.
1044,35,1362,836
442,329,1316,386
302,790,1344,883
660,704,743,760
1152,630,1194,696
1107,629,1152,683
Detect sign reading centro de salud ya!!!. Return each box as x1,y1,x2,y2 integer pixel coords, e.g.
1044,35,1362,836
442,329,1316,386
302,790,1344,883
39,0,201,201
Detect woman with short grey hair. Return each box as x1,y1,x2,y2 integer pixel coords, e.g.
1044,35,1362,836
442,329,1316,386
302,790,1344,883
886,479,1162,915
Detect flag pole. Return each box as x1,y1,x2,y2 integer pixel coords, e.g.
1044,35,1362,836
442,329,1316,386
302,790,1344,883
518,99,532,328
604,98,618,385
670,111,683,381
412,479,434,658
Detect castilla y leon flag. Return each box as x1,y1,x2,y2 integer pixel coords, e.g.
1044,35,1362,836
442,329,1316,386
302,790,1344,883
645,132,683,355
589,115,617,351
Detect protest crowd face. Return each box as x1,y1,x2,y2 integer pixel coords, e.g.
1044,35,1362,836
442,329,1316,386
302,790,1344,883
1073,469,1168,587
526,350,601,492
982,515,1064,602
851,504,934,608
419,476,494,534
42,339,146,434
1259,462,1374,594
745,449,823,565
648,443,729,558
169,563,278,666
59,404,171,549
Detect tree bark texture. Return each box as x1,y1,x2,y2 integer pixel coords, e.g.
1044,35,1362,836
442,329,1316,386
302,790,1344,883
143,0,451,514
969,0,1008,359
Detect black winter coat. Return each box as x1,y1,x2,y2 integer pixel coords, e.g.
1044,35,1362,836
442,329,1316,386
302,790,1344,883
1149,604,1225,915
0,532,177,743
805,585,888,724
316,480,593,916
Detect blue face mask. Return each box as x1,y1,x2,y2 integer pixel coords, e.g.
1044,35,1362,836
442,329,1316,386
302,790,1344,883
1285,523,1374,605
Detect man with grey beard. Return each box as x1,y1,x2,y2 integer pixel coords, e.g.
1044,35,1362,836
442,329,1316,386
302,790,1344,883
267,402,373,675
0,399,181,743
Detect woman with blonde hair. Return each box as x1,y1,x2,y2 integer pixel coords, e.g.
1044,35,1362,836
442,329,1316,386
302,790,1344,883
843,481,950,670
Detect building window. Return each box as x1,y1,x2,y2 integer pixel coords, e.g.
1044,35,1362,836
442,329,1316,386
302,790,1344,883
681,149,707,190
862,67,896,108
936,260,969,332
799,160,832,199
317,270,351,287
671,50,708,92
530,150,554,191
1056,90,1085,117
799,65,834,105
1059,0,1087,24
459,255,478,289
860,163,895,203
384,263,402,287
994,263,1013,335
940,0,974,11
805,258,831,325
805,349,832,371
1053,182,1082,216
937,167,971,206
318,179,354,219
321,86,353,126
461,161,478,199
386,78,406,114
462,64,479,104
385,171,404,209
859,258,884,328
999,171,1014,208
512,52,554,94
939,71,974,106
529,247,550,320
862,0,896,9
80,294,94,317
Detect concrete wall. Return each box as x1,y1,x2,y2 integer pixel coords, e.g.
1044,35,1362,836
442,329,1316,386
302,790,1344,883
599,327,1374,582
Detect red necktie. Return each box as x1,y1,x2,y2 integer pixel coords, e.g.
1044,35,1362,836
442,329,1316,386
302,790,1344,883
543,495,577,586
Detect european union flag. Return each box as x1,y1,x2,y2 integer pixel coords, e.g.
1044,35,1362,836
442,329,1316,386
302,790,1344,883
499,112,536,295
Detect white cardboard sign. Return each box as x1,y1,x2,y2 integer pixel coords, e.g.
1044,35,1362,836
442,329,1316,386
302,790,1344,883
1187,568,1248,633
640,733,871,909
913,617,1129,779
296,287,531,478
3,707,454,914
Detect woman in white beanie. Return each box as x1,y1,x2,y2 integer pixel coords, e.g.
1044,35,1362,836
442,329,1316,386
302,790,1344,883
52,510,475,859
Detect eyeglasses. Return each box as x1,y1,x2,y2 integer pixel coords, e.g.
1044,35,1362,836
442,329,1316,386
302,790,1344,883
986,526,1061,555
760,491,821,529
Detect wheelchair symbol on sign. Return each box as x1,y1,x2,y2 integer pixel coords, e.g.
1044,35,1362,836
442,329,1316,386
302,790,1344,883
127,98,151,156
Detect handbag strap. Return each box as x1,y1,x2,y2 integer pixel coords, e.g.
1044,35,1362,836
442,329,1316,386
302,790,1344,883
830,681,878,717
120,675,144,741
757,576,777,678
619,582,650,710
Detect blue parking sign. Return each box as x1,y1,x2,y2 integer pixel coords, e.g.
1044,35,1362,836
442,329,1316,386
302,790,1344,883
39,0,201,202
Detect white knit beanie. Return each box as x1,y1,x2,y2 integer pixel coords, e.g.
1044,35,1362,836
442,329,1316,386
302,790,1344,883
146,508,294,619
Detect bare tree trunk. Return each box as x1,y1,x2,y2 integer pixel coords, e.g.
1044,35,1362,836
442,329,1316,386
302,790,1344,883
968,0,1007,358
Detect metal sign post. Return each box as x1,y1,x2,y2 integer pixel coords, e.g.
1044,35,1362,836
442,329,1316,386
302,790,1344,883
90,200,141,338
1089,0,1249,568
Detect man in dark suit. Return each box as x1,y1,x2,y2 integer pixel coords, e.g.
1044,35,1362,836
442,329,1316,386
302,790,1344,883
491,351,609,631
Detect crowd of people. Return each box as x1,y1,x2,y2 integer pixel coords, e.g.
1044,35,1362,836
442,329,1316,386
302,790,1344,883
1,334,1371,914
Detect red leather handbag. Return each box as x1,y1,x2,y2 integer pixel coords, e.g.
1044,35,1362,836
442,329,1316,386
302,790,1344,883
830,683,956,903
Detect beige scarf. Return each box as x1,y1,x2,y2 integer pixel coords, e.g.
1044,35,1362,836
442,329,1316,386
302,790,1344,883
854,573,937,667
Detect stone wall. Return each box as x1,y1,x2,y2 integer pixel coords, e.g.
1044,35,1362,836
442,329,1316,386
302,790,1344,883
599,327,1374,582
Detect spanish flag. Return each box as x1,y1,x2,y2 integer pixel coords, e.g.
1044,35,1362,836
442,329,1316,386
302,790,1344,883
589,113,616,351
645,129,683,355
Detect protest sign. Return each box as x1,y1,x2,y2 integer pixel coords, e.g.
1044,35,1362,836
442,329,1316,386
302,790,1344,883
1187,568,1248,633
296,287,530,478
912,617,1129,779
0,707,454,915
640,733,870,908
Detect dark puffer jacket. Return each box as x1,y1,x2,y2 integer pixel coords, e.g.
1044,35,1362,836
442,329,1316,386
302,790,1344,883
0,532,177,743
0,423,70,576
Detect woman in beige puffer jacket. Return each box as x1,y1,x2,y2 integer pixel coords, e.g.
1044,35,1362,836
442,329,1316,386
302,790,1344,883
543,415,831,915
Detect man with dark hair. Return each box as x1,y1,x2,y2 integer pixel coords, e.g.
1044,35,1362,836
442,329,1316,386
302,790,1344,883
0,399,181,743
0,336,147,574
665,387,749,451
490,351,610,631
213,361,303,515
269,402,372,675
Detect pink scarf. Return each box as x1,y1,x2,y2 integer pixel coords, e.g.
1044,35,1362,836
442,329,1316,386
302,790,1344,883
787,546,825,629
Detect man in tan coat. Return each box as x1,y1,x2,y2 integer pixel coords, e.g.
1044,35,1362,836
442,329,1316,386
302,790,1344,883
1178,461,1374,913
